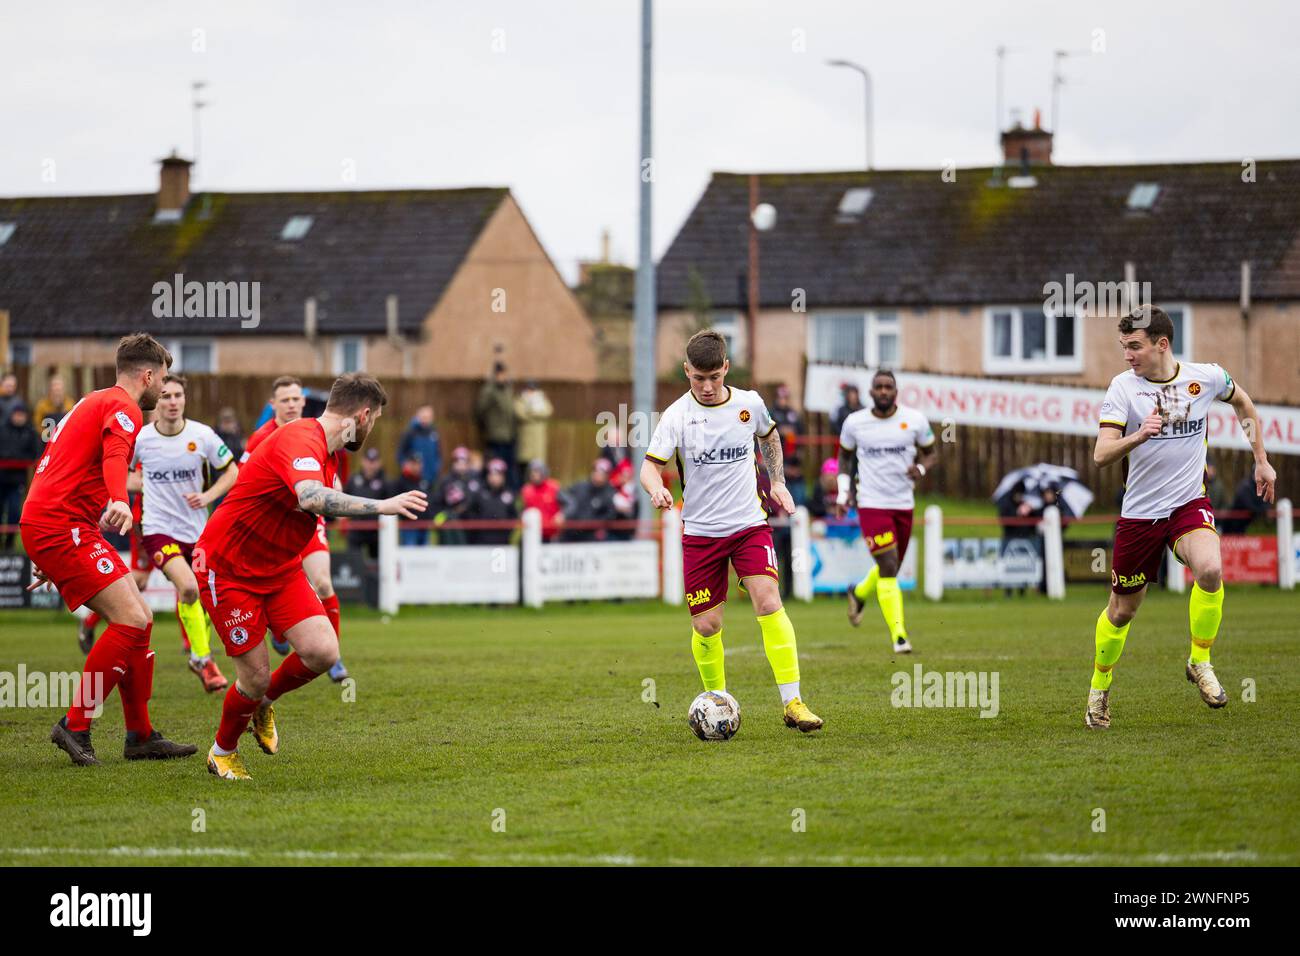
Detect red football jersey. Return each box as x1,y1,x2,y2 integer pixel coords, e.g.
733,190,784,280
21,386,143,528
198,418,337,581
240,414,347,479
239,416,278,463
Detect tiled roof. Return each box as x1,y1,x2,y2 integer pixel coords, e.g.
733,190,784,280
0,187,508,336
657,161,1300,309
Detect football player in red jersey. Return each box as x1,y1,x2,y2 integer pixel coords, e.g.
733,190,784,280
197,374,425,780
243,375,349,680
21,333,197,766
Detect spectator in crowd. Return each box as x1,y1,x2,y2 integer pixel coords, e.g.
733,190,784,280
32,374,74,440
562,458,623,541
831,383,864,439
514,381,553,487
394,451,435,546
521,459,564,541
398,404,442,486
771,384,805,505
466,458,518,545
476,362,517,482
344,447,390,558
806,457,844,520
214,406,245,464
599,425,635,493
432,446,481,545
1204,461,1229,513
1221,474,1270,534
0,373,21,424
0,402,40,549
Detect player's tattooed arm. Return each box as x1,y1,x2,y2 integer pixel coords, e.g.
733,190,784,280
758,428,786,486
295,479,381,517
294,479,428,519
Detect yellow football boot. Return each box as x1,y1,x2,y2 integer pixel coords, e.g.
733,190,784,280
207,746,251,780
249,701,279,755
783,697,824,733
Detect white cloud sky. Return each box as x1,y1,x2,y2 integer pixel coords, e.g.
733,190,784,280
2,0,1296,282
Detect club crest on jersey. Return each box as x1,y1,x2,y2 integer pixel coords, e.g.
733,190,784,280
229,626,249,646
114,411,135,433
739,409,751,423
1188,382,1201,396
187,441,198,452
293,456,322,471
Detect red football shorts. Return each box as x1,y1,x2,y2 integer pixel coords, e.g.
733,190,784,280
142,533,195,571
200,567,326,657
20,522,131,612
1112,496,1217,594
857,507,915,558
682,524,778,615
299,517,330,559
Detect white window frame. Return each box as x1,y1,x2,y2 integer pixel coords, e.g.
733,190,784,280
1160,303,1193,361
167,337,218,373
333,336,366,374
806,310,903,367
982,305,1083,375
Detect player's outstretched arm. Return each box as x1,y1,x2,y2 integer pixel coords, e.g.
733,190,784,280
1228,385,1278,503
758,428,795,515
639,458,674,510
295,479,428,518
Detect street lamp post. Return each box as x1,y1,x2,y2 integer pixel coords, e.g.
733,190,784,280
826,59,873,170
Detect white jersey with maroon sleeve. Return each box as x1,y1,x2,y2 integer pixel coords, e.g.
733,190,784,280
839,404,935,510
646,386,776,537
1099,361,1235,520
131,419,234,541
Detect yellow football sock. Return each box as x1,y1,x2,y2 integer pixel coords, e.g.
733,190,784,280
1091,609,1129,691
691,629,726,691
876,576,906,641
1188,582,1224,664
853,565,880,601
178,598,212,659
757,607,800,685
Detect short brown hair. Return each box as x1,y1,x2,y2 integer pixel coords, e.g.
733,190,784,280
116,333,172,375
1118,306,1175,346
326,373,388,414
685,330,728,372
161,373,187,392
270,375,302,396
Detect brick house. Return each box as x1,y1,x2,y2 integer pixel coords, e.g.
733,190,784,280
655,126,1300,406
0,154,597,385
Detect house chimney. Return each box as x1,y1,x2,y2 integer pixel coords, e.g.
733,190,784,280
156,151,193,218
1000,110,1053,166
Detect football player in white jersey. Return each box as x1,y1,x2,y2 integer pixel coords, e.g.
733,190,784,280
641,330,822,732
836,369,937,653
1085,307,1276,729
128,375,238,692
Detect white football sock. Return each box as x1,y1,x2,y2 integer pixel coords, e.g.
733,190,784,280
778,681,800,704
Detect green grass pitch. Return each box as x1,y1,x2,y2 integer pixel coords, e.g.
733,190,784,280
1,586,1297,866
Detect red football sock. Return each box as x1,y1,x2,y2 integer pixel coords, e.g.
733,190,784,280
322,593,341,641
118,643,155,739
83,611,101,631
65,623,143,731
216,683,261,752
266,652,322,701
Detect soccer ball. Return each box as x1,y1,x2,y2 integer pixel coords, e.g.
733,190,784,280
688,690,741,741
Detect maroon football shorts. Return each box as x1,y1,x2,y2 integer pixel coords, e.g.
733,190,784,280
682,523,778,615
1112,496,1217,594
